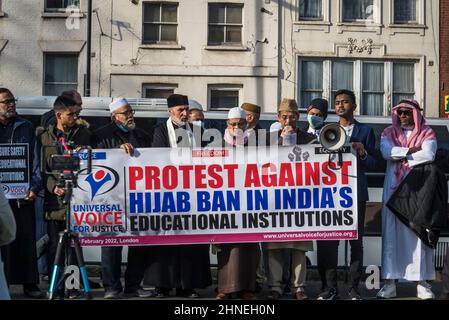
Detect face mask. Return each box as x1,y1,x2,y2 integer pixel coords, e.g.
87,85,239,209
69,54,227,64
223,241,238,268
307,115,324,129
116,124,129,133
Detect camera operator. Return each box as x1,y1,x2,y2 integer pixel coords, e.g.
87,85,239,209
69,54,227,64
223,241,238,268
93,98,153,299
37,95,93,297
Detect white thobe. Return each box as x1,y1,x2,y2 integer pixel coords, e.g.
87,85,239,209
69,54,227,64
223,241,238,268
380,130,437,281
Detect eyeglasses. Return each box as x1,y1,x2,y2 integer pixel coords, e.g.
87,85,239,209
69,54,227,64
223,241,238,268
66,112,81,118
0,98,17,106
228,121,245,127
280,115,297,121
114,110,135,116
397,109,412,116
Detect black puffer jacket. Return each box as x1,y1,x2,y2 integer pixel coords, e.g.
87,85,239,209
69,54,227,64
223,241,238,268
387,163,449,248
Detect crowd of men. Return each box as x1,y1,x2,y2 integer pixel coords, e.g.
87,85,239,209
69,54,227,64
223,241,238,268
0,86,449,300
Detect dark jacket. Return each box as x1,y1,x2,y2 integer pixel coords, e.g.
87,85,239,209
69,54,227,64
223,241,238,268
0,116,41,194
0,116,42,284
94,122,151,149
40,110,56,128
348,120,377,202
38,124,93,221
387,163,449,248
145,119,211,290
152,121,205,148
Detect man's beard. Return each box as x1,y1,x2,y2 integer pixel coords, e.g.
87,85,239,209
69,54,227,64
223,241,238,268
119,120,136,131
0,111,17,119
229,128,244,137
125,121,136,131
172,117,187,127
400,122,414,130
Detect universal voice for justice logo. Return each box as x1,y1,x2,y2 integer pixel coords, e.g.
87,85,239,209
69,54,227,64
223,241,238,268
78,166,120,200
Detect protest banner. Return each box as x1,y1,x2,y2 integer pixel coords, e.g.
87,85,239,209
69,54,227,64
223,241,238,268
71,145,358,246
0,143,30,199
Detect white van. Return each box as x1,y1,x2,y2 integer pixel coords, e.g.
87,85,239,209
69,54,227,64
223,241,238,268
15,96,449,269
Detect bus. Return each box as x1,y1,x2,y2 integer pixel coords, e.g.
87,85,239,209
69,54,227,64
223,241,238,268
15,96,449,270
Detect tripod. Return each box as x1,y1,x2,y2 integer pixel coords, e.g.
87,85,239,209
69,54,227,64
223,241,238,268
47,174,92,300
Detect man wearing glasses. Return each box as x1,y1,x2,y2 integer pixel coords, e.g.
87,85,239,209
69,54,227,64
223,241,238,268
266,98,316,301
0,88,44,298
94,98,153,299
377,99,437,300
40,90,85,129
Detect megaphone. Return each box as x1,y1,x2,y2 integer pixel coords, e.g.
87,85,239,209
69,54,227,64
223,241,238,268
319,123,347,151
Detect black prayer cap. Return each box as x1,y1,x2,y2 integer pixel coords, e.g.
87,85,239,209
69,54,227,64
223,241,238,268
308,98,329,120
167,94,189,108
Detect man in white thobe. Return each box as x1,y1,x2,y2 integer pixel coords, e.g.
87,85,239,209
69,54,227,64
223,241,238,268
377,99,437,300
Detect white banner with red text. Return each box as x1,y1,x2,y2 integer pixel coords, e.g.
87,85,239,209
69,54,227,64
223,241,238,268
71,145,358,246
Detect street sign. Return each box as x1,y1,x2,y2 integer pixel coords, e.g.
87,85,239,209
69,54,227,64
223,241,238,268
445,96,449,118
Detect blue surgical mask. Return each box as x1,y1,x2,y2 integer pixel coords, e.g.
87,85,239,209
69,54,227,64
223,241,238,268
307,115,324,129
116,124,129,133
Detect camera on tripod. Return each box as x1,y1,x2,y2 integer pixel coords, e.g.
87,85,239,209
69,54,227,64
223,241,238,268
41,143,93,300
51,154,81,172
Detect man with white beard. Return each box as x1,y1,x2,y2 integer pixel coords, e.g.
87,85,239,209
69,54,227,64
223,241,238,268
377,99,437,300
94,98,153,299
145,94,211,298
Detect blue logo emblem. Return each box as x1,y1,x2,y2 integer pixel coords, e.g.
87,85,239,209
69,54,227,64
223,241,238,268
2,184,10,194
79,166,119,200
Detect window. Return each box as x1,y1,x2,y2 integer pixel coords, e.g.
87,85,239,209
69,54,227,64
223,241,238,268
208,85,242,110
342,0,374,21
362,63,384,115
299,0,322,20
142,84,177,99
45,0,80,11
393,62,415,106
300,61,323,109
142,2,178,44
208,3,243,45
394,0,417,23
44,53,78,96
331,61,354,105
298,58,417,116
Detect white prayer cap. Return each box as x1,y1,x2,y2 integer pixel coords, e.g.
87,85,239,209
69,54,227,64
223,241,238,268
109,97,129,113
188,99,203,112
227,107,246,120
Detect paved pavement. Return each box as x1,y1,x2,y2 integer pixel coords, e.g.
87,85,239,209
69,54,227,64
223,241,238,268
7,273,447,301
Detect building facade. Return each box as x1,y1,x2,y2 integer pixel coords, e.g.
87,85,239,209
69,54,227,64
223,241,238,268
283,0,440,117
0,0,442,116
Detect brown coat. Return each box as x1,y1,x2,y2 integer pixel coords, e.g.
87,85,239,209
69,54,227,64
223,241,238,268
217,243,261,294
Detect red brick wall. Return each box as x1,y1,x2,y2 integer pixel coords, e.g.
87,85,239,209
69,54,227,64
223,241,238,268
440,0,449,117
